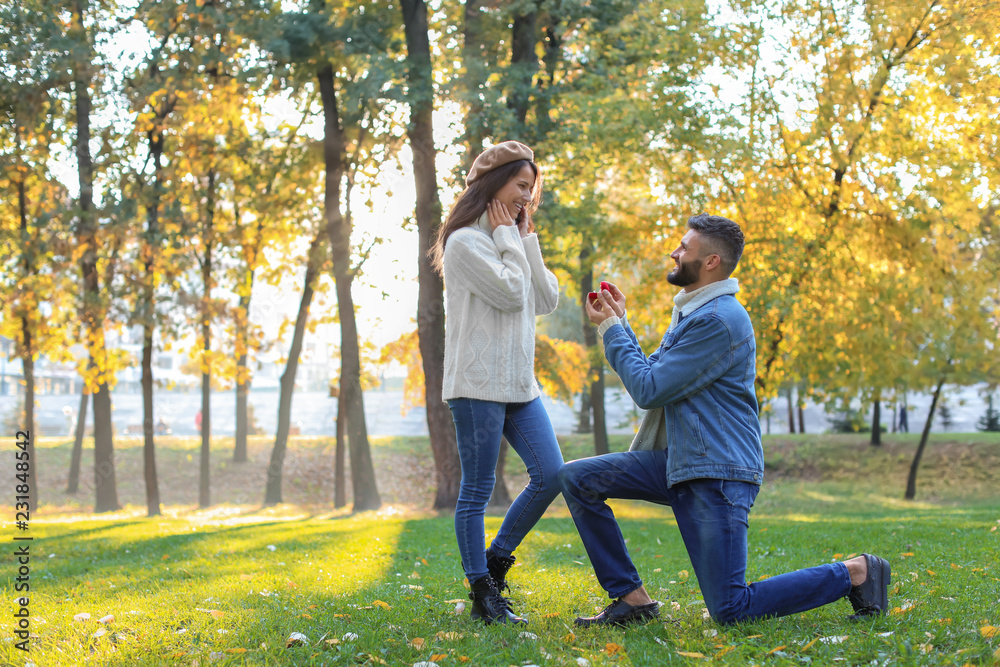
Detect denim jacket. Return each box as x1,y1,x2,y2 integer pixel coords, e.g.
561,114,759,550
602,293,764,488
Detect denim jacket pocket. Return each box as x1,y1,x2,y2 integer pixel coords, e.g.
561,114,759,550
682,409,707,456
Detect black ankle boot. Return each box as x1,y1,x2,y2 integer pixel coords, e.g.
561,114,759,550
485,546,516,593
468,577,527,625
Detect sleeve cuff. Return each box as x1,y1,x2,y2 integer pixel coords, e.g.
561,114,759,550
597,315,622,338
597,311,629,339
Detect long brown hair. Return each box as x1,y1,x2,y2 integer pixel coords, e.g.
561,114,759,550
430,159,542,276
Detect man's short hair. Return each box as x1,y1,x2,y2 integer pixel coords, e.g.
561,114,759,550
687,213,745,276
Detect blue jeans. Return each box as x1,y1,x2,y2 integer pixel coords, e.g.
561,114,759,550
559,451,852,624
448,397,564,583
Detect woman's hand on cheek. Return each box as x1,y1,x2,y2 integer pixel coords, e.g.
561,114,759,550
487,199,515,231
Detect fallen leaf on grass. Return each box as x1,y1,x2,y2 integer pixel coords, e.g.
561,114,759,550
286,632,309,647
981,626,999,638
800,639,818,651
225,648,247,654
367,655,387,665
746,634,763,639
413,662,439,667
605,642,625,656
819,636,848,645
98,615,114,624
454,602,465,615
890,601,916,615
333,613,351,619
457,657,469,663
92,627,107,639
714,646,734,658
430,654,448,661
575,658,590,667
563,631,576,643
900,552,915,558
74,613,91,622
196,608,225,619
543,612,560,618
676,650,706,658
768,645,786,654
342,632,359,641
409,638,425,649
162,554,170,560
519,632,539,640
654,637,669,647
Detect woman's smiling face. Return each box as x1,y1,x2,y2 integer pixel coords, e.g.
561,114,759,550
493,163,536,222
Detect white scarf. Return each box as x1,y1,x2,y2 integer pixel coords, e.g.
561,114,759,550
667,278,740,332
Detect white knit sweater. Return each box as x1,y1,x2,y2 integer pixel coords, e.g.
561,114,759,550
441,212,560,403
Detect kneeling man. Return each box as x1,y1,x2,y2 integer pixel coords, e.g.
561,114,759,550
561,213,890,627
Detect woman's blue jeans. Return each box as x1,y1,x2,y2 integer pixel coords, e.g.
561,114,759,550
559,450,853,624
448,397,564,583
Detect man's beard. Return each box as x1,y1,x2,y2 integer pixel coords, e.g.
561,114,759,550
667,258,702,287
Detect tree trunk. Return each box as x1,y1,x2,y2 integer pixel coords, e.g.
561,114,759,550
141,324,161,516
489,440,512,508
235,357,249,460
141,129,163,517
786,387,796,434
870,394,882,446
234,287,251,463
20,321,37,512
402,0,462,510
905,378,944,500
508,6,538,132
16,159,38,512
67,388,88,494
797,385,806,433
72,10,118,512
576,390,592,433
91,382,117,512
234,194,266,463
318,64,380,511
335,386,346,508
579,252,608,455
264,232,323,506
199,169,216,509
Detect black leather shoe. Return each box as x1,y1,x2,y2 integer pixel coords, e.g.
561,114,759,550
485,546,516,593
575,598,660,628
847,553,891,620
468,577,527,625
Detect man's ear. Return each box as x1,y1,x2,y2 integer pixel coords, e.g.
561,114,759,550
705,253,723,272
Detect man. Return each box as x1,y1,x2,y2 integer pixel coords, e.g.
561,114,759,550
561,213,891,627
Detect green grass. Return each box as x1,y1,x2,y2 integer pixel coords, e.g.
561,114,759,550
3,434,1000,665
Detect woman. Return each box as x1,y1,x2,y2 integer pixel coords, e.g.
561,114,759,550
431,141,562,625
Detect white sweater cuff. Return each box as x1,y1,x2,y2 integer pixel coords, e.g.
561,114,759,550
597,311,626,338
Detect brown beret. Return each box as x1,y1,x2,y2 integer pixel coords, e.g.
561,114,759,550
466,141,534,186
